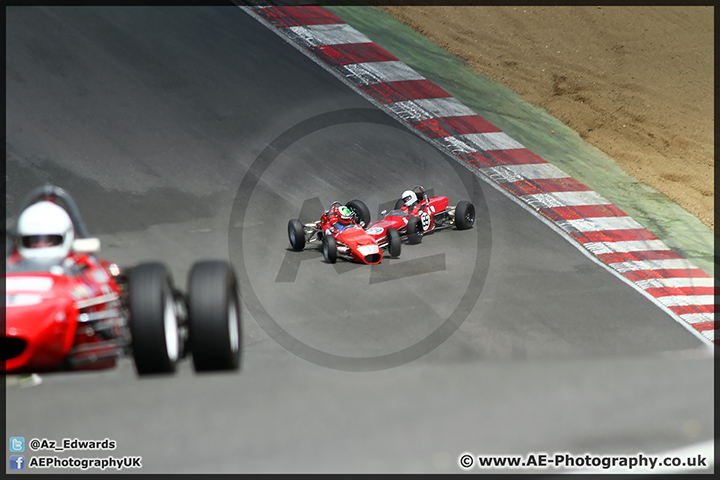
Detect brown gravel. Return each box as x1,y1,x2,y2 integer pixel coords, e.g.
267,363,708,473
378,5,714,231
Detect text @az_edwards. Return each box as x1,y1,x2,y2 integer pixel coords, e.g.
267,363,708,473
28,437,116,452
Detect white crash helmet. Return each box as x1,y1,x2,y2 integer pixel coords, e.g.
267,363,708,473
17,201,75,262
401,190,417,207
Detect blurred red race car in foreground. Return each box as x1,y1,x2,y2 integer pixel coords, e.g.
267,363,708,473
4,185,241,376
364,185,475,245
287,200,401,264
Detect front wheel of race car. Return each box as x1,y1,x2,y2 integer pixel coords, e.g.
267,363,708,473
188,260,242,372
387,227,401,258
129,262,181,376
346,199,371,227
455,201,476,230
407,216,423,244
288,218,305,251
323,235,338,264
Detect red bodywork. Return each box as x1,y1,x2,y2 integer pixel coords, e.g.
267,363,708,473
4,253,125,373
365,195,450,243
319,205,383,264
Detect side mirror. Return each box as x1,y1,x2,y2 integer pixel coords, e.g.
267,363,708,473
72,237,101,254
380,210,388,216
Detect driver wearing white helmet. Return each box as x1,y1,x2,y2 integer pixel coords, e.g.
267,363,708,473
11,201,75,267
400,189,418,212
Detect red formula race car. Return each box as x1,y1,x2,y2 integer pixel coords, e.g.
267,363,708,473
4,185,241,376
287,200,401,264
364,186,476,245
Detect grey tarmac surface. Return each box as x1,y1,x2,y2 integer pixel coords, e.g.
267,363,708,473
5,6,713,474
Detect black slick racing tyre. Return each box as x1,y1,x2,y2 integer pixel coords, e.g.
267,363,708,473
188,260,241,372
346,199,371,227
387,227,401,258
407,216,423,244
288,218,305,251
455,201,476,230
323,235,338,264
129,262,180,376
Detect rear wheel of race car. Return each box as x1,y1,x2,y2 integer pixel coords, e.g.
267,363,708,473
455,201,476,230
407,216,423,244
387,228,401,258
188,261,241,372
288,218,305,251
346,199,371,227
323,235,338,264
129,262,180,376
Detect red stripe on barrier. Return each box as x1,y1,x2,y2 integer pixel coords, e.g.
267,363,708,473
645,286,715,298
485,148,548,166
503,180,546,197
410,118,452,138
358,80,452,104
277,6,344,26
540,204,627,221
532,177,591,193
253,6,302,28
571,229,659,243
598,250,684,264
622,269,712,282
505,177,590,196
410,115,503,140
460,151,496,168
438,115,502,134
692,321,717,332
360,79,451,102
669,304,715,315
317,42,397,64
357,82,406,104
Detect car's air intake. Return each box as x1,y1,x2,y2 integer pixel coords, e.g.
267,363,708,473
2,337,27,360
364,254,381,264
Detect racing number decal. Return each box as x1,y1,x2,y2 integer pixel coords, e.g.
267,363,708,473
420,211,432,231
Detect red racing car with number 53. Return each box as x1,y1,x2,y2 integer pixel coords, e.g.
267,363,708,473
364,185,475,245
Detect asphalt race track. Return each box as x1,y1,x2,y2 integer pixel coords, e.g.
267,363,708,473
5,6,714,474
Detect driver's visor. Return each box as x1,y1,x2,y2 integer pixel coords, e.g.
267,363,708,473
21,234,63,248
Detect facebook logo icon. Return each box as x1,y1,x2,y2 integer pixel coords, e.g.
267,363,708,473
10,437,25,452
9,455,24,470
